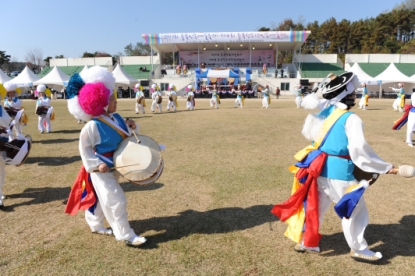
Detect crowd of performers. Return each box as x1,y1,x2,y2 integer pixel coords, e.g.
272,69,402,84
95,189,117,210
1,67,414,260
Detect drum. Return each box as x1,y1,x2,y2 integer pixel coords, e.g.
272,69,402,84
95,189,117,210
0,135,32,166
187,95,194,102
5,107,28,124
4,107,18,118
113,135,164,186
353,165,379,186
137,97,144,104
156,95,162,104
36,106,49,116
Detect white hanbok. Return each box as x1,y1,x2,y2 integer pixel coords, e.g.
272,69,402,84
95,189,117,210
167,91,177,111
314,113,392,252
135,91,145,114
4,97,24,139
36,97,52,132
186,92,195,110
79,116,139,241
0,106,11,201
405,93,415,146
151,91,162,113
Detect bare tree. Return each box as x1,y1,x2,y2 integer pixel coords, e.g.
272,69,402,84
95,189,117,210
25,48,44,73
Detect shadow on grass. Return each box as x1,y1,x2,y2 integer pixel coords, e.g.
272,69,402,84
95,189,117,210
1,186,71,212
319,215,415,264
25,156,81,166
130,204,278,249
121,182,164,192
32,138,79,144
49,129,83,134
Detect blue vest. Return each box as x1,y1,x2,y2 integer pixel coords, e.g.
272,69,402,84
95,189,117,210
319,111,354,181
362,87,367,95
397,88,404,98
92,113,128,167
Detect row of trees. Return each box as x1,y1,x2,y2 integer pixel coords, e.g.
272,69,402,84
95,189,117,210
259,1,415,66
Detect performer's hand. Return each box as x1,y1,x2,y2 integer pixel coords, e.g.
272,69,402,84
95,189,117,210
98,163,110,173
386,166,398,174
125,118,136,129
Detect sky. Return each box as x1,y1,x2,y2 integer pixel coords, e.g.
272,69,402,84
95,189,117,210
0,0,404,62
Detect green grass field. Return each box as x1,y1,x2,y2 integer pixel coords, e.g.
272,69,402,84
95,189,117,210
1,97,414,275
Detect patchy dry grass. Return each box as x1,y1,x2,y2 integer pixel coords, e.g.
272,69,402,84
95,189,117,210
0,97,414,275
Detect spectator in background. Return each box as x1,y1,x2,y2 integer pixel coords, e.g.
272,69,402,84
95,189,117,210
281,68,284,78
276,87,280,99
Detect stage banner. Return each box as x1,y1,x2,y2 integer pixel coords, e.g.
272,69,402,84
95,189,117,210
142,31,309,44
178,50,275,66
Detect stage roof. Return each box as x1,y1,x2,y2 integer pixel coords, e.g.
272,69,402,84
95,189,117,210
141,31,311,53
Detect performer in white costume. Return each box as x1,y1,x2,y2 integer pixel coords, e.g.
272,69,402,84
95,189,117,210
166,84,177,112
3,81,27,140
271,72,397,262
356,83,369,110
151,84,162,113
391,83,405,112
134,84,146,114
186,85,195,110
210,85,219,109
295,85,304,108
64,66,146,247
262,85,270,108
35,84,53,133
405,92,415,147
0,86,11,209
234,85,243,108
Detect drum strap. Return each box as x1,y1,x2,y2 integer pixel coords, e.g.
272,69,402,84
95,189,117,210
96,117,128,139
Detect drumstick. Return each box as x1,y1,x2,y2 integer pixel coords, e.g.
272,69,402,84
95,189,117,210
93,163,141,172
126,118,140,143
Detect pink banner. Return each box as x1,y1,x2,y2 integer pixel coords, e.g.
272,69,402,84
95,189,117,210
179,50,274,66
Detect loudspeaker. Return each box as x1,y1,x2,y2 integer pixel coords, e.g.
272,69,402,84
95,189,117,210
300,79,309,85
140,80,150,86
413,88,415,92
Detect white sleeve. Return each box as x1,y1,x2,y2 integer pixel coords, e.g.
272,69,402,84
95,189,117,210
391,87,400,93
12,99,22,109
355,88,363,92
0,106,11,128
411,93,415,107
79,121,103,173
346,114,392,174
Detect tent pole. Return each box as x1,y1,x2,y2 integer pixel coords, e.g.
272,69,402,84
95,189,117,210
173,44,175,67
249,41,251,67
198,44,200,68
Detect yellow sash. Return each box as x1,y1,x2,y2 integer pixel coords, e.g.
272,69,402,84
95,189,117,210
96,117,128,139
242,96,245,106
284,107,348,243
400,94,405,108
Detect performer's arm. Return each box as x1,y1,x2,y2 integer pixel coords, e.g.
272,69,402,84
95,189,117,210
355,88,363,92
346,114,392,174
390,87,400,93
11,99,22,109
0,106,11,128
79,122,104,173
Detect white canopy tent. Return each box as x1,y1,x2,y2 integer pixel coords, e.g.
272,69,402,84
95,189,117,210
375,63,414,97
11,66,40,87
111,64,138,98
33,66,70,86
0,69,12,83
349,62,377,83
112,64,138,85
79,65,89,77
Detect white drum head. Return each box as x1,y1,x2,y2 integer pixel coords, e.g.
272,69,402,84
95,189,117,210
114,135,163,184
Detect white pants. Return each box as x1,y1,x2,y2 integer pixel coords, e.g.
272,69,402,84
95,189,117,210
151,100,162,113
406,112,415,144
235,98,242,108
210,98,218,109
38,116,51,132
0,157,5,198
187,101,194,110
167,100,176,111
393,98,403,112
85,172,136,241
316,176,369,251
262,97,269,108
295,97,302,108
359,97,366,109
135,103,145,113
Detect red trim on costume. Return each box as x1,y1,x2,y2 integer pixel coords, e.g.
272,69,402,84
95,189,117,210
271,152,327,247
64,165,96,215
